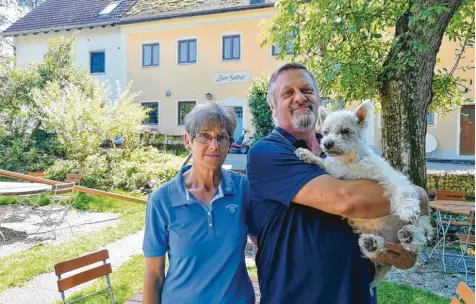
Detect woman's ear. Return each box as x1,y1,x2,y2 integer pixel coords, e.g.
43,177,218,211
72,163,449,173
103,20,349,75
184,133,192,150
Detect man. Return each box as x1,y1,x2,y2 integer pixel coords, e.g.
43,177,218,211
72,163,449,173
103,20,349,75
247,63,421,303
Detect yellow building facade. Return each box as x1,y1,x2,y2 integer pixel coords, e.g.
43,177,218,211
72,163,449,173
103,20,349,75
122,7,283,140
122,5,474,159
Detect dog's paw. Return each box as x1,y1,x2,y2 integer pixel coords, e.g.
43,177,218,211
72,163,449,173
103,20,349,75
398,225,415,244
394,197,420,224
359,234,385,259
295,148,316,164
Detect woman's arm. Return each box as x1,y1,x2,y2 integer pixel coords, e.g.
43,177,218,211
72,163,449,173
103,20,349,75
143,256,166,304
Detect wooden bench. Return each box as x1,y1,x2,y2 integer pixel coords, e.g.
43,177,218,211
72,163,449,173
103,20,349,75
54,249,115,304
451,281,474,304
436,190,467,202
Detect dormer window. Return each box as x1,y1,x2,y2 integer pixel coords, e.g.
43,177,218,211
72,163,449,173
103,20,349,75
99,1,120,15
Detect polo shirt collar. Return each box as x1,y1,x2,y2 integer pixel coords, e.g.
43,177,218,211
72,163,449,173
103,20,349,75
273,127,323,149
168,165,236,207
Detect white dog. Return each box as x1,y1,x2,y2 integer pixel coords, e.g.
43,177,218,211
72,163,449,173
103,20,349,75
295,100,432,291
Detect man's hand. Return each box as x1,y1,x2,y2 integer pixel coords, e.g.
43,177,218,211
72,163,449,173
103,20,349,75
372,242,417,269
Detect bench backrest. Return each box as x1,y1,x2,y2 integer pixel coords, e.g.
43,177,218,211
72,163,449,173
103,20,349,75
435,190,467,202
54,249,115,304
450,281,475,304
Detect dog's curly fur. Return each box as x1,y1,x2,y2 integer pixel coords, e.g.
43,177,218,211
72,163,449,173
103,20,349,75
295,100,433,292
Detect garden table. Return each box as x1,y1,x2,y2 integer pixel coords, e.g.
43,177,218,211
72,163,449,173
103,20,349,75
0,182,52,195
0,182,52,242
427,200,475,279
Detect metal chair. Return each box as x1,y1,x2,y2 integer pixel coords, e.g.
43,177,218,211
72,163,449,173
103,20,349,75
54,249,115,304
32,183,76,239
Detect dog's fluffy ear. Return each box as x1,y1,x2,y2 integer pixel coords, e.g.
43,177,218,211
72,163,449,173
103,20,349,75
355,101,371,128
318,106,328,126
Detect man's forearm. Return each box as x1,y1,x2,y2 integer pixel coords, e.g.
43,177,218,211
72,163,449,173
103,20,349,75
143,275,164,304
341,179,390,219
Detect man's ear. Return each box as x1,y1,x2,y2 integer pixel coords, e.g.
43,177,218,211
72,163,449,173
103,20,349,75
184,133,192,150
318,106,328,127
354,100,371,128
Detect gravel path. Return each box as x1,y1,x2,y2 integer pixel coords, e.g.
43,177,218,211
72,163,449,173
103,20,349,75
385,249,475,299
0,205,119,258
0,230,144,304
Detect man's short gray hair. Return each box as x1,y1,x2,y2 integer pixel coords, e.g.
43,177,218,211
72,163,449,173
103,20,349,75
267,62,319,110
184,103,237,138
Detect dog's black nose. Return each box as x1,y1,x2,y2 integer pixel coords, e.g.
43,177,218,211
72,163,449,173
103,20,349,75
324,140,334,149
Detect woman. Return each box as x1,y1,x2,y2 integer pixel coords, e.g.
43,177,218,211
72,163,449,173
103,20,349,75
142,103,255,304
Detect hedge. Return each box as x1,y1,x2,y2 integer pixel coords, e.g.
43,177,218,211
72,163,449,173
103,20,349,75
427,169,475,200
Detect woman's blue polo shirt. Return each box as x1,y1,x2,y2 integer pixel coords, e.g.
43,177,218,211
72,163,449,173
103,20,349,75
142,165,254,304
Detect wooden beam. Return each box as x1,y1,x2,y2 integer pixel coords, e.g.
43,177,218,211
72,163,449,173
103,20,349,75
0,170,146,204
73,186,146,204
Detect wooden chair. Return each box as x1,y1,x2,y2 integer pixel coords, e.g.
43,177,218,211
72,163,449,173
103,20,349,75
65,174,82,185
54,249,115,304
435,190,467,201
27,172,46,178
451,281,474,304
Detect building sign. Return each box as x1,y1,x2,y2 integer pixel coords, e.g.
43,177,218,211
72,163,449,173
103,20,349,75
213,72,250,84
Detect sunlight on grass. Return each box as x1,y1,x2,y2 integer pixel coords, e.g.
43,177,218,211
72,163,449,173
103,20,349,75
0,195,146,292
377,281,450,304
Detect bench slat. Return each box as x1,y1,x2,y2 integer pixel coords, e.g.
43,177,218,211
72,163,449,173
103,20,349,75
55,249,109,275
57,263,112,292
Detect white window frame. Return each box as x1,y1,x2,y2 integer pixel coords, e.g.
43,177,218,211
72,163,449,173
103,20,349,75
221,32,242,61
141,101,160,126
177,37,198,65
141,40,160,68
176,100,197,126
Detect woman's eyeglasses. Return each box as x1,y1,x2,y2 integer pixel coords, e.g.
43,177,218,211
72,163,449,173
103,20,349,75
192,133,232,147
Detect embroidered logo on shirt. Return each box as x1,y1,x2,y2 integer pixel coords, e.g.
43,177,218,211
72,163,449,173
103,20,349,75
225,204,239,214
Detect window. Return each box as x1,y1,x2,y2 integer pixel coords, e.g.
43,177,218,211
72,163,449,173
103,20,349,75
178,101,196,125
90,51,105,74
223,35,240,60
143,43,159,67
427,112,435,125
142,102,159,125
272,40,294,56
99,1,120,15
178,39,197,64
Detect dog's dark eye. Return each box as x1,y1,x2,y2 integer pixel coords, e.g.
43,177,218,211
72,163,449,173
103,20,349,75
323,130,329,135
341,128,349,135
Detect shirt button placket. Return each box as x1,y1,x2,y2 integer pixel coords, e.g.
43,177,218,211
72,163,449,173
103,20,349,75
207,210,214,239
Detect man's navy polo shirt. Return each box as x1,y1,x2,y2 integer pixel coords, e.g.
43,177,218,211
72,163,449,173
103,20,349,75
247,127,376,304
143,165,254,304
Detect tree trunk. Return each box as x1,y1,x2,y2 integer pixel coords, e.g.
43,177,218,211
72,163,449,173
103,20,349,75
379,0,462,188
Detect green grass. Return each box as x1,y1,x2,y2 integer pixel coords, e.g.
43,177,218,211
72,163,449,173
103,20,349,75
0,193,146,292
62,259,450,304
377,281,450,304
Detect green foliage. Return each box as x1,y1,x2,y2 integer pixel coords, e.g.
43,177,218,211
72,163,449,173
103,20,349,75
262,0,474,111
377,281,449,304
46,147,184,193
247,76,274,139
0,33,148,170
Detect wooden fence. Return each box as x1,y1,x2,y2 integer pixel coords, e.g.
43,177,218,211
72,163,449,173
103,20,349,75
0,170,146,204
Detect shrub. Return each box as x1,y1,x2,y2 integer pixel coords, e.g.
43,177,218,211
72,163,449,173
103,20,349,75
427,169,475,200
248,76,273,139
45,147,183,193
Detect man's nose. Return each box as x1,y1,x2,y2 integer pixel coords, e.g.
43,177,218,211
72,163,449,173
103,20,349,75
293,90,306,104
324,140,334,149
